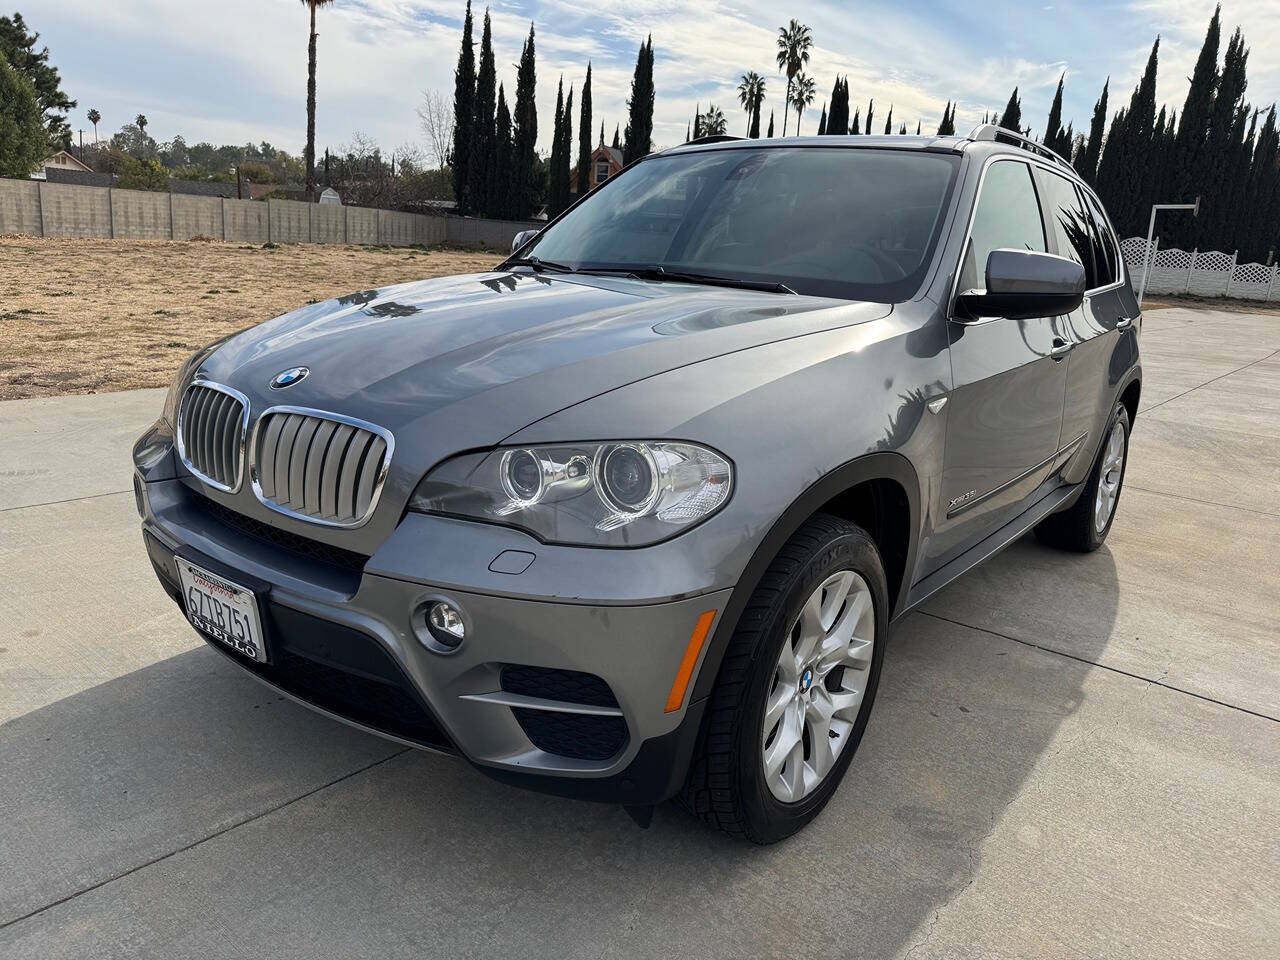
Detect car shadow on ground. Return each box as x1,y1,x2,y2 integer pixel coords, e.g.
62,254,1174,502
2,535,1118,958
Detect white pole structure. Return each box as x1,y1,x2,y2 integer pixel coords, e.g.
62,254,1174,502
1138,197,1200,306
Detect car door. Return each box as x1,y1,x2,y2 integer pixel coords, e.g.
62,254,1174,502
1035,170,1131,482
928,158,1070,570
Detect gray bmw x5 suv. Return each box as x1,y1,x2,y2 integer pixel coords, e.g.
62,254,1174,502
135,125,1141,842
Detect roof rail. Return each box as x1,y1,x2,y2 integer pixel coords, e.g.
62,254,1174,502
684,135,744,146
968,123,1074,172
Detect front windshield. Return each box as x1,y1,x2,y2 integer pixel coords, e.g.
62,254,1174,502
519,146,959,302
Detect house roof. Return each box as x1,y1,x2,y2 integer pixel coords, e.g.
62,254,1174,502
42,150,93,173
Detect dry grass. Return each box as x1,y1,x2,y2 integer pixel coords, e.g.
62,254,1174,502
0,236,502,400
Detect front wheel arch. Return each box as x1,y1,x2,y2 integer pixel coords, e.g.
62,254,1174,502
690,451,920,706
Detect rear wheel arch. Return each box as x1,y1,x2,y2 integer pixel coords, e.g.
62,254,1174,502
691,452,920,704
1119,374,1141,425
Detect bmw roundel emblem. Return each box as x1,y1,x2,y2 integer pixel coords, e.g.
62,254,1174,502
270,366,309,389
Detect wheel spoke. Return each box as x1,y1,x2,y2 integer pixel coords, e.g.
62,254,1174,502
763,699,802,778
820,571,856,632
763,680,791,734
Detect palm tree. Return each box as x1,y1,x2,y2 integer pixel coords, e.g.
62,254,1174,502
134,114,148,156
737,71,766,137
135,114,147,135
790,73,816,134
87,108,100,144
701,105,728,136
301,0,336,201
774,20,812,136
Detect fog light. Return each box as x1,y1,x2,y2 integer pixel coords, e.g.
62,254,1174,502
413,599,467,653
428,602,465,644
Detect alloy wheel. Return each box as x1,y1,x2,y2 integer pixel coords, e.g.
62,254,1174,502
761,570,875,803
1094,419,1126,533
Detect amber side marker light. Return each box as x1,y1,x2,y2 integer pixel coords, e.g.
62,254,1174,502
665,610,717,714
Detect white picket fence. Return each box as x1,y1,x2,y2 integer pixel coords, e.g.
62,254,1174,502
1119,237,1280,301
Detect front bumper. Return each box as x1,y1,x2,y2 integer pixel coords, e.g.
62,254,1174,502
137,474,732,806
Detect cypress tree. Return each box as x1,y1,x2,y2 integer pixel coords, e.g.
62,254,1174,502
851,108,860,135
561,86,573,208
494,84,513,219
612,124,620,149
450,0,475,212
998,87,1021,131
883,106,893,135
1100,37,1160,236
826,77,847,135
748,96,762,138
576,63,592,201
1076,79,1108,185
1200,28,1248,249
466,9,496,217
548,78,566,216
817,104,827,136
766,110,774,137
623,35,655,164
512,24,538,218
1243,106,1278,260
692,102,702,140
936,101,954,136
1169,4,1221,245
1044,73,1064,149
865,100,873,135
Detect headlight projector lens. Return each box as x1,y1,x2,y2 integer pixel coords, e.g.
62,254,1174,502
501,449,544,504
597,444,658,514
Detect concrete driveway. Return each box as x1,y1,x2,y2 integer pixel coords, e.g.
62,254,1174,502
1,307,1277,959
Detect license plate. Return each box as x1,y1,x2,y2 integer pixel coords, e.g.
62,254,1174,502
178,558,266,662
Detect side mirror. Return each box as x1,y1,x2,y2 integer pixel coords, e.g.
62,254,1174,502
956,248,1085,321
511,229,540,253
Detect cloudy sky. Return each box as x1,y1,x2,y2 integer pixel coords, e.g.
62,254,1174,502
29,0,1280,160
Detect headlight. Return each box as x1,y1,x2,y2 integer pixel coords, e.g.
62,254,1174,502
409,441,733,546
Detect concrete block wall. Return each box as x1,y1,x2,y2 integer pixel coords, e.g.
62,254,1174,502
0,179,43,236
222,199,269,244
346,207,378,244
38,183,111,238
0,177,537,254
109,189,170,240
172,195,223,240
268,199,310,243
311,204,345,243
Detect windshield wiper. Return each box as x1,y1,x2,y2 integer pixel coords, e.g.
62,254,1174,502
620,265,797,295
504,256,576,274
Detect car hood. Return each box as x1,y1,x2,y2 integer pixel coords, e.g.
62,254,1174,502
196,271,891,540
204,271,889,450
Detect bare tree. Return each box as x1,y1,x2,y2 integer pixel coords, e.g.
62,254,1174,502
417,89,455,170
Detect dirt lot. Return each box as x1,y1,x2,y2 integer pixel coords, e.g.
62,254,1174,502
0,237,502,400
3,236,1275,400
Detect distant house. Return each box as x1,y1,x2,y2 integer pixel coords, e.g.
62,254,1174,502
568,141,623,199
34,150,92,180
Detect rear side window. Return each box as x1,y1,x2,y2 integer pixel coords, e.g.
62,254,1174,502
959,160,1046,293
1036,170,1095,284
1082,192,1119,287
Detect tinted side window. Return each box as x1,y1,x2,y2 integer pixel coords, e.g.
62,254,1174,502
1082,192,1119,287
1036,170,1096,285
959,160,1046,293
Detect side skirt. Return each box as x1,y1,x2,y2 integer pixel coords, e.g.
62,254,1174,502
901,481,1080,615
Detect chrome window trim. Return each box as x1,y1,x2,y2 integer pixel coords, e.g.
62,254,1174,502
248,404,396,529
174,379,250,494
948,152,1125,324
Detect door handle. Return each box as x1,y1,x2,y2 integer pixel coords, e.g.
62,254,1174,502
1050,337,1073,360
1116,316,1134,330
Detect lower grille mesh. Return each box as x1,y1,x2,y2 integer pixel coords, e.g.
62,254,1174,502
512,709,629,761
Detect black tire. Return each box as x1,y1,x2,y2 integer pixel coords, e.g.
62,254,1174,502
1034,402,1131,552
679,513,888,843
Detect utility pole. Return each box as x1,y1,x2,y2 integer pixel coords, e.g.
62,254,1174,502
1138,198,1200,306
